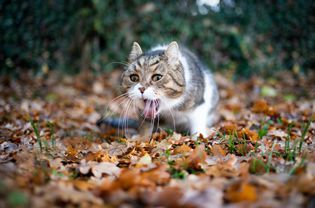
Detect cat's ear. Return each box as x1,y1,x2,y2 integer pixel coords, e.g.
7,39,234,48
129,42,143,62
165,41,179,64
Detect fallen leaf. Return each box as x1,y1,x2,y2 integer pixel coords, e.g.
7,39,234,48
79,159,91,175
181,187,223,208
141,165,170,185
252,99,278,117
225,182,257,202
220,122,238,135
73,180,95,191
108,142,130,156
173,144,192,154
238,128,259,142
91,162,121,178
136,153,152,166
268,129,288,138
187,145,207,170
211,144,226,157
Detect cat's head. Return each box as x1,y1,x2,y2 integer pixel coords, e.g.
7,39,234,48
121,41,186,119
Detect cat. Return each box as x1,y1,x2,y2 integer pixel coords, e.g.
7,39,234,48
98,41,219,139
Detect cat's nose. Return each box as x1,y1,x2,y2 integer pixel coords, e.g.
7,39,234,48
138,87,145,93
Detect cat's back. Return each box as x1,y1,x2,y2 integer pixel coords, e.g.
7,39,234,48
150,44,208,75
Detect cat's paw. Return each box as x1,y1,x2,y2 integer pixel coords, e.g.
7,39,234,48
191,127,216,140
191,130,208,140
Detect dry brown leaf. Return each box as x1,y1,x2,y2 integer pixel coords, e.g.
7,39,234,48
181,187,223,208
110,169,155,190
220,122,238,134
211,144,226,157
136,153,152,167
108,141,130,156
206,155,239,178
252,99,278,117
268,129,288,138
73,180,95,191
66,145,78,159
173,144,192,154
145,187,183,207
187,145,207,170
235,143,254,155
156,139,172,150
225,182,257,202
79,159,91,175
238,128,259,142
141,165,170,185
252,99,269,114
35,183,103,205
85,151,117,163
91,162,121,178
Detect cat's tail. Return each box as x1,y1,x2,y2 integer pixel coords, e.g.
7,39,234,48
96,117,139,129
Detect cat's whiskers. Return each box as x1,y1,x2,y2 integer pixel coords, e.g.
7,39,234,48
149,100,155,135
127,91,139,101
123,98,135,136
139,113,148,129
113,91,140,137
117,98,132,137
101,93,129,119
110,93,129,103
122,99,132,135
155,100,160,133
99,94,130,138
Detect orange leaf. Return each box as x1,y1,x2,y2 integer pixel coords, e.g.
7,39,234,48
73,180,95,191
173,144,192,154
211,144,226,157
220,122,238,135
85,151,117,163
252,99,278,117
66,145,78,159
252,99,269,114
238,128,258,142
226,182,257,202
187,145,207,170
141,165,170,185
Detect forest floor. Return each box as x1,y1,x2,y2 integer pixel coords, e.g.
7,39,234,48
0,70,314,208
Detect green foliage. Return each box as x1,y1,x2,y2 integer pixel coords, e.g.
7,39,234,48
30,119,43,151
298,120,311,154
47,121,56,148
7,191,29,207
169,167,187,179
1,0,314,76
227,133,237,153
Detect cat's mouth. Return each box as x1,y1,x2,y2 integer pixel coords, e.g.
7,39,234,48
143,99,160,119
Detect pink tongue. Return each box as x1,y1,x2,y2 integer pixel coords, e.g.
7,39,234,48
143,100,157,118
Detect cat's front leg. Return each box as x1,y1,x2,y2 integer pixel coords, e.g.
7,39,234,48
188,105,209,138
137,121,154,140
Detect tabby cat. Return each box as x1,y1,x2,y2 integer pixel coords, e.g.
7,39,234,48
119,41,219,138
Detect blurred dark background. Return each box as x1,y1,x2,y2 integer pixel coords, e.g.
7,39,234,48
1,0,314,77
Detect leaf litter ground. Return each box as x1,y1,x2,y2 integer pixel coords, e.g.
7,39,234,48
0,70,314,208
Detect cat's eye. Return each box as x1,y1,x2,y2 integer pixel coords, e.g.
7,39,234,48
152,74,163,82
130,74,139,82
